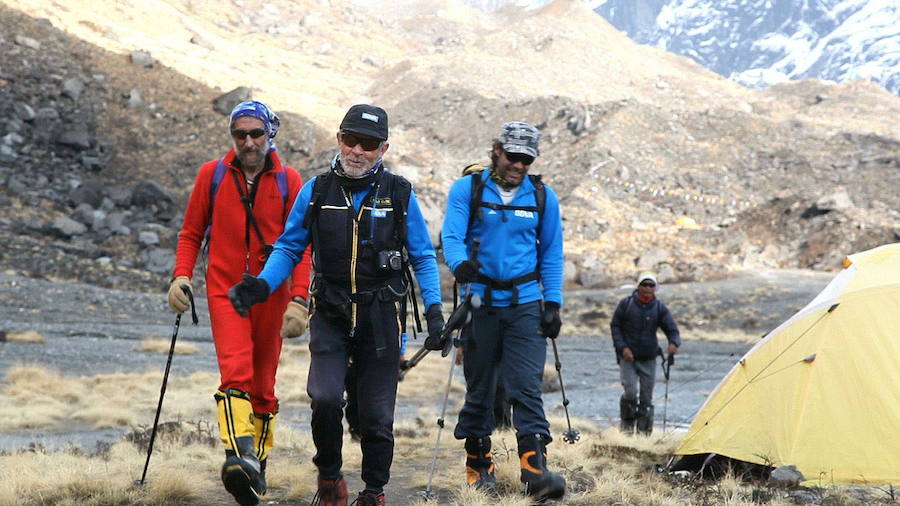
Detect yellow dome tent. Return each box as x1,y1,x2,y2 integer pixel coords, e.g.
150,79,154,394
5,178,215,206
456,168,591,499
676,243,900,485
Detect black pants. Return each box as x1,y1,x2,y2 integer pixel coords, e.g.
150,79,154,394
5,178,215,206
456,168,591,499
306,300,401,489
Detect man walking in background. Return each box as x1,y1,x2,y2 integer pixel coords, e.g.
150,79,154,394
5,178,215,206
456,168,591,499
441,121,567,501
610,271,681,435
228,104,444,506
168,101,312,505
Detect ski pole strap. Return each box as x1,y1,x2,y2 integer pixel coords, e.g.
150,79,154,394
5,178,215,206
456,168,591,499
181,285,199,325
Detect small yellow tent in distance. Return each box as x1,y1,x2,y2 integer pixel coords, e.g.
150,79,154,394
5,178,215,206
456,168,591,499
676,243,900,485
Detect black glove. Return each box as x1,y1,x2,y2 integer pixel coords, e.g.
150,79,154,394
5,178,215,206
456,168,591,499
453,260,481,284
423,304,446,350
541,301,561,339
229,274,270,317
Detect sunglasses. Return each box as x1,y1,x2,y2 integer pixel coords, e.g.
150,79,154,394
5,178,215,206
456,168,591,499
340,132,382,151
231,128,267,140
639,282,656,288
504,150,535,166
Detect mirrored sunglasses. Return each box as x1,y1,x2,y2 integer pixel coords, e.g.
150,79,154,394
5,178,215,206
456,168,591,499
340,132,382,151
504,150,534,166
231,128,267,140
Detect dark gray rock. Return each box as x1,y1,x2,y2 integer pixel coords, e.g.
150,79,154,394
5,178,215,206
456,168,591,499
142,247,174,274
79,154,105,171
69,180,105,208
105,185,133,207
212,87,252,116
105,210,131,235
62,77,84,101
56,127,92,151
769,464,804,486
73,202,95,225
52,215,87,237
132,180,173,209
138,230,159,246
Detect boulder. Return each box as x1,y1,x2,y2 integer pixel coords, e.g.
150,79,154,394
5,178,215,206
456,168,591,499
212,87,252,116
130,50,154,68
52,215,87,237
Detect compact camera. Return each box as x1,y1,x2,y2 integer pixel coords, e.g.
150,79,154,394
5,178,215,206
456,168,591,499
377,250,403,271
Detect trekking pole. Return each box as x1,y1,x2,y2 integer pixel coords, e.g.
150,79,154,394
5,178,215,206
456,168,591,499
136,285,198,486
398,345,429,381
661,352,674,432
423,332,458,501
548,335,580,444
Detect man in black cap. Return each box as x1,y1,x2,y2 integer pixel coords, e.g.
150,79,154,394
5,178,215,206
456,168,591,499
228,104,445,506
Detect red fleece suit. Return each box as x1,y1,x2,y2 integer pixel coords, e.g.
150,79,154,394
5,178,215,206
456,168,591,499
173,149,311,414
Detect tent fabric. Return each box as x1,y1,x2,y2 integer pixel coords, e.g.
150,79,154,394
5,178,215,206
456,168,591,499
676,243,900,485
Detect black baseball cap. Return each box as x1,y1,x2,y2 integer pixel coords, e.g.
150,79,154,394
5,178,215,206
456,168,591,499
339,104,389,140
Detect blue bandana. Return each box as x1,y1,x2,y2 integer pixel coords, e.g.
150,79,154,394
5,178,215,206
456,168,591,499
229,101,280,149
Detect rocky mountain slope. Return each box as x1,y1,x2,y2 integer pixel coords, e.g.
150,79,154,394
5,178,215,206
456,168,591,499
593,0,900,94
1,0,898,295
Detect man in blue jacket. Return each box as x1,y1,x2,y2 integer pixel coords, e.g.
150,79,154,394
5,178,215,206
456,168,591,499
610,271,681,435
441,121,566,501
229,104,444,506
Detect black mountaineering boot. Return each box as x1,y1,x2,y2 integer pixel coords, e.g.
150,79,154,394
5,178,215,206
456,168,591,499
221,435,261,506
518,434,566,502
465,436,498,493
619,396,638,435
636,403,655,436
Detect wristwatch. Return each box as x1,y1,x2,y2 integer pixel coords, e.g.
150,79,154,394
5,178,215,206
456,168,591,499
292,296,308,308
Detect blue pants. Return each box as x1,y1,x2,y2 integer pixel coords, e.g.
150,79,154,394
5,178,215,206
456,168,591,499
454,301,551,440
306,300,400,489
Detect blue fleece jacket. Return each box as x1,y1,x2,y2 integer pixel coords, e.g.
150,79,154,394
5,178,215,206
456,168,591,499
441,172,564,307
259,173,442,308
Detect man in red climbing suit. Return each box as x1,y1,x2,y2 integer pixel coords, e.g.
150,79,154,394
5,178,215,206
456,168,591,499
167,100,312,506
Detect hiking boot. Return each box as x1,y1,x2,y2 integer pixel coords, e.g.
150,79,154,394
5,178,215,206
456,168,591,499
310,476,348,506
351,490,386,505
518,434,566,502
636,403,655,436
221,441,261,506
619,396,637,435
465,436,497,493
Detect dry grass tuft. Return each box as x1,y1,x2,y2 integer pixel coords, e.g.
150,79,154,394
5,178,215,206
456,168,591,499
3,330,46,344
135,338,199,355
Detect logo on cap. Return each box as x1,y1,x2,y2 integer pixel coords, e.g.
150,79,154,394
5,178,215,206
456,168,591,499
361,112,380,122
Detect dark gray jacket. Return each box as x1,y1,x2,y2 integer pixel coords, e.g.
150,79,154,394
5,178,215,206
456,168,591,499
610,292,681,361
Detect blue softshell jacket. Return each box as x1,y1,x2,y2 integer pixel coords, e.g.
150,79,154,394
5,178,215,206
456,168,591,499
441,171,564,307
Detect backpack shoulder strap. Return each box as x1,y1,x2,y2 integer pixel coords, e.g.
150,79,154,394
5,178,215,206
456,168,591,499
467,171,486,234
204,158,228,240
529,173,546,247
302,172,331,230
390,173,412,246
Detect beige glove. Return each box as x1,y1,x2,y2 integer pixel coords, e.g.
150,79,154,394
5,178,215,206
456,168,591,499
167,276,192,314
280,300,309,338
